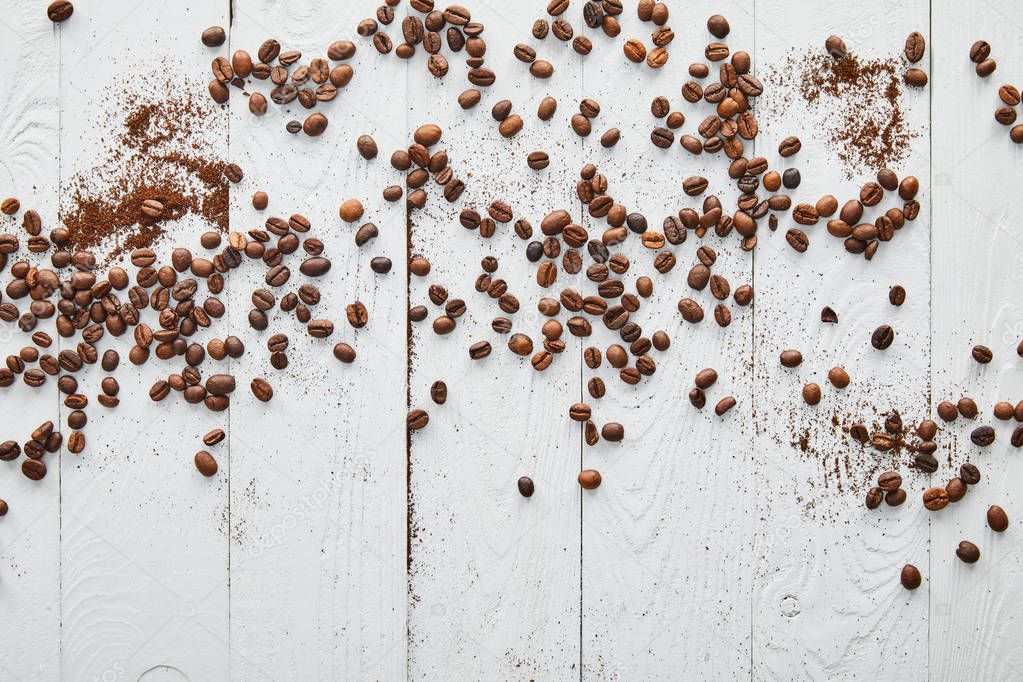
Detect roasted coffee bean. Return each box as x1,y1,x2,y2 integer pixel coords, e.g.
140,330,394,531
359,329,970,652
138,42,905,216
937,401,958,421
785,229,809,253
865,486,884,509
871,325,895,350
469,340,492,359
970,425,995,446
827,366,850,389
971,344,993,364
714,396,736,416
955,540,980,564
946,477,967,503
802,383,821,405
878,470,902,491
779,349,803,367
901,564,921,590
960,463,981,485
923,487,949,511
987,505,1009,532
915,452,938,473
195,450,218,477
48,0,74,22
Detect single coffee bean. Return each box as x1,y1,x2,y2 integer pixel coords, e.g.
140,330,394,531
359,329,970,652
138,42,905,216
960,463,981,485
865,487,884,509
871,325,895,350
915,452,938,473
987,505,1009,532
802,383,821,405
195,451,218,476
955,540,980,564
821,306,838,323
878,470,902,491
825,35,847,59
780,349,803,367
970,425,995,446
407,408,430,431
47,0,74,22
827,366,850,389
578,469,602,489
900,564,921,590
518,476,535,498
971,344,993,363
923,487,949,511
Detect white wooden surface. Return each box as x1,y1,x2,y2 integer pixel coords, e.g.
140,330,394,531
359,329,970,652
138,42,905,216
0,0,1021,680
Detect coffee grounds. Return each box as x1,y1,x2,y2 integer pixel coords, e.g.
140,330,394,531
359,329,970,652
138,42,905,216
765,50,918,178
61,89,228,263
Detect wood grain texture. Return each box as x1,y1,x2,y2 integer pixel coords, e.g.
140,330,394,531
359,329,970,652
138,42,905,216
578,2,755,678
5,0,1023,679
0,1,61,679
227,1,407,680
406,3,584,679
931,2,1023,677
57,1,230,679
752,1,932,679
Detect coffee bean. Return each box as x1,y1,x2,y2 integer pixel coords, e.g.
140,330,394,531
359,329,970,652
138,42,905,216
956,540,980,564
601,422,624,442
971,344,992,364
677,298,704,323
303,113,329,136
195,450,218,477
865,487,883,509
778,136,801,157
825,35,847,59
878,470,902,491
578,469,602,489
960,463,981,485
469,341,491,359
923,487,949,511
527,151,550,170
900,564,921,589
796,382,820,406
970,425,995,446
518,476,535,497
780,350,803,367
885,488,907,506
976,59,996,77
23,459,46,480
827,366,850,389
987,505,1009,532
871,325,895,350
785,228,809,253
904,68,928,87
915,452,938,473
900,31,925,63
821,306,838,324
408,408,430,431
714,396,736,416
47,0,73,22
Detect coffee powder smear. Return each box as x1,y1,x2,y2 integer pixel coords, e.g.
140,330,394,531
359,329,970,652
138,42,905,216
766,50,919,178
62,86,229,263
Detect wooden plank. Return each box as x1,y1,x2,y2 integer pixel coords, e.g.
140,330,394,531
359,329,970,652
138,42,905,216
0,1,61,679
226,1,408,679
58,1,230,678
578,2,755,678
405,4,583,679
752,2,931,678
930,2,1023,676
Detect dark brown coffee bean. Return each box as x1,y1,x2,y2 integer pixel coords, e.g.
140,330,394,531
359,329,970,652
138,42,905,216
971,344,993,364
959,462,980,485
779,349,803,367
865,487,883,509
47,0,74,22
970,425,995,446
988,505,1009,532
923,486,949,511
785,228,809,253
714,396,736,416
195,450,218,477
900,564,921,590
871,325,895,350
955,540,980,564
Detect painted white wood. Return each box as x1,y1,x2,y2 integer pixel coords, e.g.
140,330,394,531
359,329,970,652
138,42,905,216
226,2,407,680
4,0,1023,679
577,2,755,679
931,2,1023,677
752,2,931,679
405,3,584,679
0,1,61,680
57,1,231,679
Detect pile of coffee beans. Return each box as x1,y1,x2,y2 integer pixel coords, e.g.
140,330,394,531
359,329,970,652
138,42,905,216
203,31,357,137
